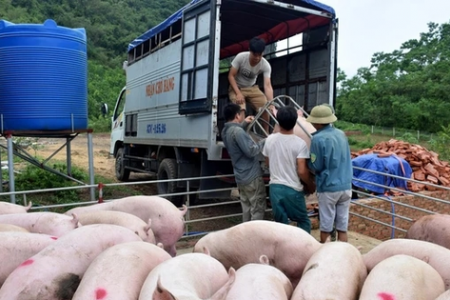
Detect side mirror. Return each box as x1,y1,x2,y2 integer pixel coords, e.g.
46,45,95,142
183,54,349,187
101,103,108,117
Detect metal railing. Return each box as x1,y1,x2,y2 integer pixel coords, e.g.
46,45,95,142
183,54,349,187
0,168,449,242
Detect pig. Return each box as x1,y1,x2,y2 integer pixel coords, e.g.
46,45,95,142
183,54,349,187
359,254,445,300
0,232,57,286
363,239,450,289
406,214,450,249
193,220,322,288
0,212,80,237
0,224,142,300
0,224,28,232
76,211,155,243
65,195,187,256
436,290,450,300
72,241,171,300
225,254,293,300
0,201,31,214
139,252,235,300
272,108,316,148
291,242,367,300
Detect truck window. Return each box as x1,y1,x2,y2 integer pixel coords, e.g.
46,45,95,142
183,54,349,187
113,90,126,121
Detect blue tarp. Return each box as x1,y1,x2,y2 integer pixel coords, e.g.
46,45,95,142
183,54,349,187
128,0,336,52
352,154,413,195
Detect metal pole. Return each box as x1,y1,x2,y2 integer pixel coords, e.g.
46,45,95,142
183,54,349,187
87,131,95,201
66,137,72,176
7,134,15,204
185,180,191,236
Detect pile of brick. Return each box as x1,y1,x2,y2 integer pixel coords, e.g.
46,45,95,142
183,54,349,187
351,139,450,192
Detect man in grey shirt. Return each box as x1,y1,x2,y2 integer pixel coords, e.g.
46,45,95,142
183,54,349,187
222,103,266,222
228,37,274,132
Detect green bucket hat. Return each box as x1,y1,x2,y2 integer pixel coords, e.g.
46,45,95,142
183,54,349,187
306,105,337,124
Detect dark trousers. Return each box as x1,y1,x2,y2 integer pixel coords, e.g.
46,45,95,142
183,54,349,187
269,184,311,233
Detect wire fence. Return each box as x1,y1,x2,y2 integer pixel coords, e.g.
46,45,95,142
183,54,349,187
336,121,434,142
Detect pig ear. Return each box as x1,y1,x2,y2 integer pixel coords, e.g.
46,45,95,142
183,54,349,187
202,246,210,256
71,213,79,227
144,219,152,232
25,202,32,211
153,276,177,300
259,255,270,265
157,242,164,249
209,267,236,300
179,205,188,217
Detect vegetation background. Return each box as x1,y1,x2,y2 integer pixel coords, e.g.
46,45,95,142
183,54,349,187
2,0,450,135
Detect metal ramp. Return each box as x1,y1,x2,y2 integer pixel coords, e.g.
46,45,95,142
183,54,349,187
246,95,313,141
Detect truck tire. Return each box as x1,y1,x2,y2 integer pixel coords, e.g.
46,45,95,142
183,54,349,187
115,148,130,181
157,158,184,207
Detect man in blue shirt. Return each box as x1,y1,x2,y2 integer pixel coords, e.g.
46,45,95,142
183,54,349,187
306,105,353,243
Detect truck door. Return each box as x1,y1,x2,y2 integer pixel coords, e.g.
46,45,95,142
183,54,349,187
328,19,338,108
110,87,126,156
179,0,218,115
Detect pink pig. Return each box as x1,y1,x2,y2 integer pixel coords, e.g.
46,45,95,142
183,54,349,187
0,201,31,214
0,212,80,236
359,254,444,300
436,290,450,300
139,252,235,300
72,241,171,300
65,196,187,256
193,220,321,288
77,211,156,243
363,239,450,289
0,224,142,300
406,214,450,249
0,232,57,286
292,242,367,300
225,255,293,300
0,224,28,232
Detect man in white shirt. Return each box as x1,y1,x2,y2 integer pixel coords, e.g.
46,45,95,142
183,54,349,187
262,106,316,233
228,37,274,132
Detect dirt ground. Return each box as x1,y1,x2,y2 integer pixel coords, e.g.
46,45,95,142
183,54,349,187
14,133,381,251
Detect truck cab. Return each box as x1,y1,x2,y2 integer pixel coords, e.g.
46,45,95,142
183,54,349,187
109,0,338,206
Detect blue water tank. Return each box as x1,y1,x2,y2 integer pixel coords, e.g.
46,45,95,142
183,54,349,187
0,19,88,132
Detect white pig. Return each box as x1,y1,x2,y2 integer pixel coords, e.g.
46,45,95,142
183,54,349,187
292,242,367,300
0,224,28,232
225,255,293,300
406,214,450,249
0,212,80,236
139,252,235,300
359,254,445,300
72,241,171,300
193,220,321,288
436,290,450,300
65,195,187,256
272,108,316,148
0,224,142,300
77,211,155,243
0,201,31,214
363,239,450,289
0,232,57,286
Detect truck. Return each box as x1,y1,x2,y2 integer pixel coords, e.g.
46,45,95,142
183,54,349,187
109,0,338,206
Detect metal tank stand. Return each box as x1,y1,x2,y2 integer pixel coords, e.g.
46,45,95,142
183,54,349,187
0,129,95,204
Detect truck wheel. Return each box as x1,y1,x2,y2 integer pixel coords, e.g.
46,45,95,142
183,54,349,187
115,148,130,181
158,158,183,207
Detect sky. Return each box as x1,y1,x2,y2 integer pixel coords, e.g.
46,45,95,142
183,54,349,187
319,0,450,77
